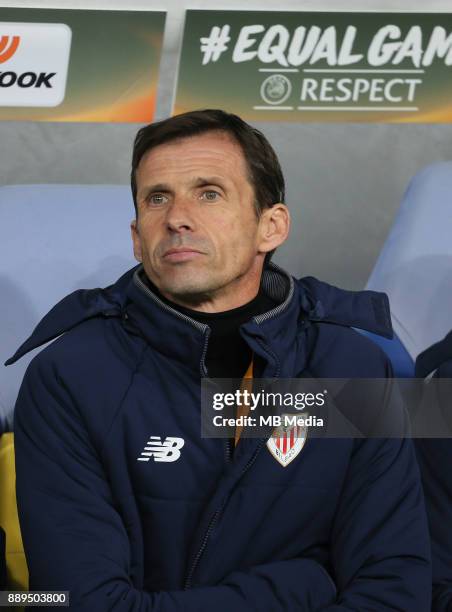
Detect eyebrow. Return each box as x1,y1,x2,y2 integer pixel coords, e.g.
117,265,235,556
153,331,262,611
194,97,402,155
191,176,227,189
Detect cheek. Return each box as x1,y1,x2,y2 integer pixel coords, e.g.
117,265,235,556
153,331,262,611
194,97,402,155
215,209,258,235
231,212,259,242
136,220,159,255
213,215,259,257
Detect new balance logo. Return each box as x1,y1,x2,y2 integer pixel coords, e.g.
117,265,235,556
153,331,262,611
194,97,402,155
0,35,20,63
137,436,185,463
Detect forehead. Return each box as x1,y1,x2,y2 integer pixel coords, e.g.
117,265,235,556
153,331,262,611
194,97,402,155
136,131,250,184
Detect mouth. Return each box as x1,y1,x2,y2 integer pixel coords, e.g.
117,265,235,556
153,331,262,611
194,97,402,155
162,248,204,263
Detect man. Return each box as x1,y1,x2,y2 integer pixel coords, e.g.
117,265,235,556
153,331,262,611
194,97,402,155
6,109,431,610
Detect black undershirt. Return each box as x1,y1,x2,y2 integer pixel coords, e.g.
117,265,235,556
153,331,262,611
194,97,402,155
144,276,277,378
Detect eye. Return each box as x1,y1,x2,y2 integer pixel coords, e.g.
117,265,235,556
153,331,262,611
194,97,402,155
147,193,168,206
201,190,220,202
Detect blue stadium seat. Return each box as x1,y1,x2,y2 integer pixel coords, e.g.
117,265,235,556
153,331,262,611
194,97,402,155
0,184,137,430
365,161,452,376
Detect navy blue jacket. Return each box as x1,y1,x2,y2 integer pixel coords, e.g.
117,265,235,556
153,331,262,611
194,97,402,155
7,264,431,611
415,331,452,611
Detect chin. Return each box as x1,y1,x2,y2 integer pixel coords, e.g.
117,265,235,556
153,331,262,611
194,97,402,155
166,288,215,308
160,276,218,304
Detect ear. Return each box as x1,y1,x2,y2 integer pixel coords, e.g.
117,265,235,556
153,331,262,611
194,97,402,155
130,219,143,263
257,204,290,255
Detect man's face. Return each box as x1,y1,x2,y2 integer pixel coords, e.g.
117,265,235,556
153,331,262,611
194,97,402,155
131,131,275,311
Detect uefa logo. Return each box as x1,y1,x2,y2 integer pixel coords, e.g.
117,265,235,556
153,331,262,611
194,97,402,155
0,22,71,107
260,74,292,106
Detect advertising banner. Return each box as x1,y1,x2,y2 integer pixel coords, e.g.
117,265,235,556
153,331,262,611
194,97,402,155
0,8,166,122
175,11,452,122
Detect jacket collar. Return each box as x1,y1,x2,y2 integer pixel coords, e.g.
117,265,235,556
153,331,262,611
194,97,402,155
5,264,392,371
116,264,394,377
124,264,296,375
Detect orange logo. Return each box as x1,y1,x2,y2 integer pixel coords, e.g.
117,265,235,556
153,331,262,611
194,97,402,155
0,35,20,63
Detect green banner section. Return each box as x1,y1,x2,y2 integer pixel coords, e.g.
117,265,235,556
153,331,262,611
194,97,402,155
0,9,165,122
175,11,452,123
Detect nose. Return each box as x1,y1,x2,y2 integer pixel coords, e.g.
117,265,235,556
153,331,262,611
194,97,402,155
165,195,195,233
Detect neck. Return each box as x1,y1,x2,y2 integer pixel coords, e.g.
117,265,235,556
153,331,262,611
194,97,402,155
159,289,260,313
158,273,264,313
149,278,264,317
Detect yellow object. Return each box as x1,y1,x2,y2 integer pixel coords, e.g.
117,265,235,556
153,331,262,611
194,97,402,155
234,360,253,446
0,433,29,590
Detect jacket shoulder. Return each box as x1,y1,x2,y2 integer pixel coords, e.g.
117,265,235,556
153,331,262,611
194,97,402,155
297,275,392,340
17,317,146,435
28,315,143,375
293,275,393,378
307,322,392,378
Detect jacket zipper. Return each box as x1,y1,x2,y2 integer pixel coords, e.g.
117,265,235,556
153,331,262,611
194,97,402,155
225,438,232,463
200,328,210,377
183,506,223,590
184,343,279,590
183,437,267,590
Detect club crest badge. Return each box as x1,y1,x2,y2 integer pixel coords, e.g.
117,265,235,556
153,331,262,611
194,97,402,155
267,415,307,467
